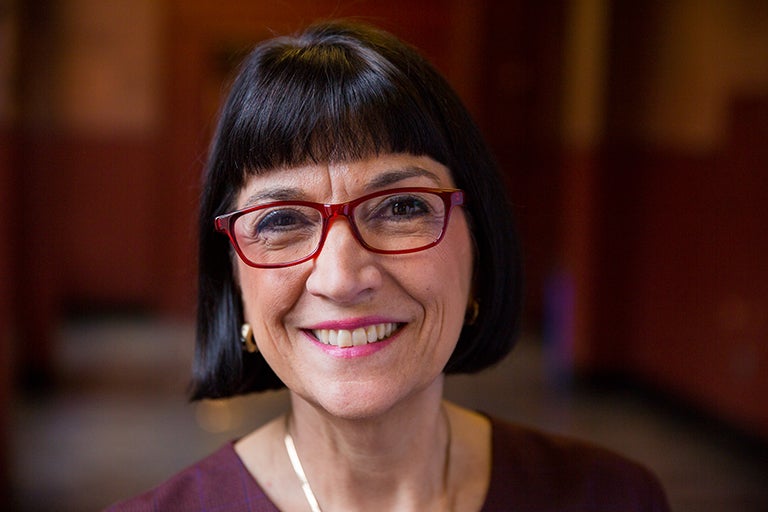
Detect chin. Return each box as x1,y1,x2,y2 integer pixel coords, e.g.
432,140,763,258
306,376,441,421
311,389,396,421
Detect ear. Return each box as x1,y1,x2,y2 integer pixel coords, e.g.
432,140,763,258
230,255,250,329
231,252,242,286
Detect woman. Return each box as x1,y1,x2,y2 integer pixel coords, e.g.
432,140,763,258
108,21,669,511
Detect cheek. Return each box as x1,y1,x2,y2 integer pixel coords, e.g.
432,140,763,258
437,220,474,298
432,252,472,309
408,232,473,315
238,264,306,326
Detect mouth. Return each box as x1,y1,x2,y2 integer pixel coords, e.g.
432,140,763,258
310,322,402,348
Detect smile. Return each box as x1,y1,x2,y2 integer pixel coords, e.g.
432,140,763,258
311,323,400,348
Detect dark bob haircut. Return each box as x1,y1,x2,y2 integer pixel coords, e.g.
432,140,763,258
191,20,523,399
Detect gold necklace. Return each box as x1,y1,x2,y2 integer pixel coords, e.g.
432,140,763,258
283,409,452,512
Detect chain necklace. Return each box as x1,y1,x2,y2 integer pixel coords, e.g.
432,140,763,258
284,417,322,512
284,408,452,512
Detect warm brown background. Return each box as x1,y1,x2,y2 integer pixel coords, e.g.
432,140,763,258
1,0,768,499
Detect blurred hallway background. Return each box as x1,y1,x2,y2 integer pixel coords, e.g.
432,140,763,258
2,0,768,509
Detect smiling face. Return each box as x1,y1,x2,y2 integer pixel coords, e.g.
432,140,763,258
234,153,473,419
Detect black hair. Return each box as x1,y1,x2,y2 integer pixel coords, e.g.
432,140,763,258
191,20,522,399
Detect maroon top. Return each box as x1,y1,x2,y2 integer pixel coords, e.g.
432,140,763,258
105,416,670,511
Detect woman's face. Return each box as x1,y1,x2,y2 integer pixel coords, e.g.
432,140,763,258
235,153,473,419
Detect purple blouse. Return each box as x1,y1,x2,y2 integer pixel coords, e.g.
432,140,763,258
105,416,670,511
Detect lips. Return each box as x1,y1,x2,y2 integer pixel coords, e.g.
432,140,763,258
311,322,400,348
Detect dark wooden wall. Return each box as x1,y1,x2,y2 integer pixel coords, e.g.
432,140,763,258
592,100,768,438
585,2,768,438
0,128,14,503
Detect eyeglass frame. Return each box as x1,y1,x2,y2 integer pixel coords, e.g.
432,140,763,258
214,187,465,269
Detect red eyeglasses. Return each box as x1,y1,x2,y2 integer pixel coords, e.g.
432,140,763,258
215,187,465,268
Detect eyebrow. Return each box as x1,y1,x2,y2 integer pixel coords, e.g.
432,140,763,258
242,187,306,208
241,166,443,208
364,167,443,191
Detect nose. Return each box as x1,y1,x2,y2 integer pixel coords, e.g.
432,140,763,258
305,216,382,304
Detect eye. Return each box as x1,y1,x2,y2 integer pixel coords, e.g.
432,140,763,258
255,208,314,233
391,198,427,216
374,195,432,220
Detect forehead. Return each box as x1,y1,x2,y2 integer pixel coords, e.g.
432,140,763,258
236,153,455,207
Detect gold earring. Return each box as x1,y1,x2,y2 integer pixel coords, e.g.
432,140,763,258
241,323,258,353
465,299,479,326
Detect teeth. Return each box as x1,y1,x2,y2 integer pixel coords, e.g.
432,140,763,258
338,330,352,347
313,323,399,348
352,328,367,346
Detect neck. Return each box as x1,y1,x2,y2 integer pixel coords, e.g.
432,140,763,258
287,379,452,511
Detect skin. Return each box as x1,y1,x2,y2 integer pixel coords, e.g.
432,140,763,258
233,153,491,511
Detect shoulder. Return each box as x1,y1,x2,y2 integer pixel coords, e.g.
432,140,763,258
102,442,279,512
483,416,670,512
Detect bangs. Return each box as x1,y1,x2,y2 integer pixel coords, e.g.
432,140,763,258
219,37,451,177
